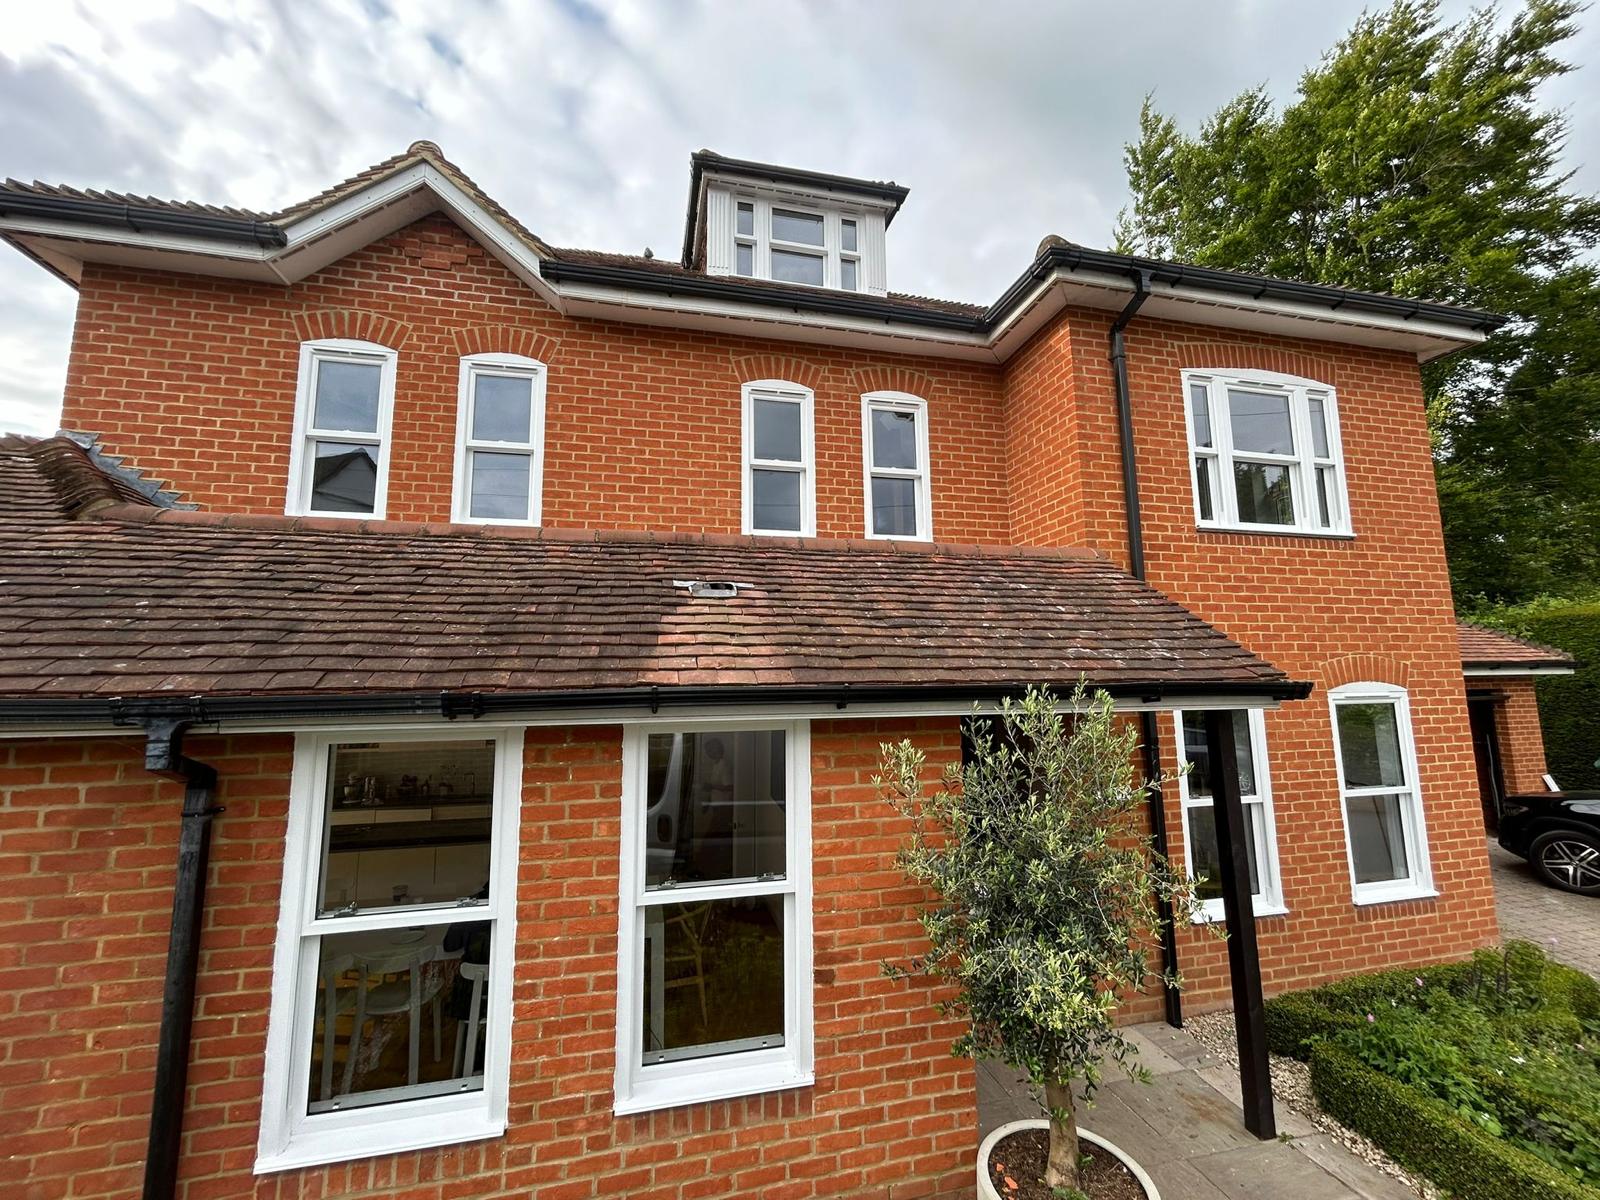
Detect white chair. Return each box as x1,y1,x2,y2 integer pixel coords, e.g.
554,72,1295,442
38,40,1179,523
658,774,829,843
340,943,450,1095
316,952,358,1102
452,960,489,1076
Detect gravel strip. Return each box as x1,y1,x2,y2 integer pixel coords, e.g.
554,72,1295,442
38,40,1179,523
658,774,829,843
1183,1011,1443,1200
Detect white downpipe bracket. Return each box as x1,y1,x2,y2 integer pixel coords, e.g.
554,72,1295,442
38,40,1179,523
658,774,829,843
977,1117,1160,1200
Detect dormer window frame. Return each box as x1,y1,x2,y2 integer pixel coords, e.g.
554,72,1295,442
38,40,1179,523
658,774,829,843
728,191,866,293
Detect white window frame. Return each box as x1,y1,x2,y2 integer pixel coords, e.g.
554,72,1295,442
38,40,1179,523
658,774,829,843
860,392,933,542
255,727,524,1173
1328,681,1436,905
741,380,816,537
450,353,547,526
731,194,862,291
613,720,814,1115
1172,709,1286,923
286,339,398,520
1181,369,1352,536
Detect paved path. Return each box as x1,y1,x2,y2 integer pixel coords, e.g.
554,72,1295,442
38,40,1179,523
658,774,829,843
977,1023,1414,1200
1487,837,1600,978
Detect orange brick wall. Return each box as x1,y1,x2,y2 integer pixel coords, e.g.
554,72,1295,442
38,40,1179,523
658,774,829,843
0,720,970,1200
1492,679,1550,796
60,216,1010,545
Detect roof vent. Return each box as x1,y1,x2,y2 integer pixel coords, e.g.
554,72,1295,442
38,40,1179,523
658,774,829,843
673,579,745,600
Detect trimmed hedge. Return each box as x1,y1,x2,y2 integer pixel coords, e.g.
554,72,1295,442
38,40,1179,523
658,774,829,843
1310,1042,1599,1200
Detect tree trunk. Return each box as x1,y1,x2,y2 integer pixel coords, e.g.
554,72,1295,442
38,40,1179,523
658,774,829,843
1044,1079,1081,1192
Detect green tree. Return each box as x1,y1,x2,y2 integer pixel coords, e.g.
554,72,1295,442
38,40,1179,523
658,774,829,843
877,685,1193,1193
1116,0,1600,604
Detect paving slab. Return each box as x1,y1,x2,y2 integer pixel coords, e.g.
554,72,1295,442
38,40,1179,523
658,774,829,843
1195,1062,1317,1138
1191,1139,1365,1199
1291,1133,1419,1200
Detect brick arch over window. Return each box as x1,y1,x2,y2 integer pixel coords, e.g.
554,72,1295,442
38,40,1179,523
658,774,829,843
452,324,560,364
729,354,824,392
850,366,937,399
290,309,411,350
1157,334,1342,389
1322,653,1413,691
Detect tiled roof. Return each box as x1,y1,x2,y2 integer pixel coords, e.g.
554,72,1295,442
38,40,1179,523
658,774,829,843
0,441,1293,704
0,435,151,520
1458,621,1576,671
0,177,270,220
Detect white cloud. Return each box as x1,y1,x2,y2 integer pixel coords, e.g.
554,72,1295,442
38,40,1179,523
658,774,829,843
0,0,1594,435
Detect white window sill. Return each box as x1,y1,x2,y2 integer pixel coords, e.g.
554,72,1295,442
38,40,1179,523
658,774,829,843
287,509,378,522
1352,884,1438,907
746,528,814,539
864,532,933,543
1191,901,1290,925
254,1108,503,1174
1196,523,1354,541
614,1062,814,1116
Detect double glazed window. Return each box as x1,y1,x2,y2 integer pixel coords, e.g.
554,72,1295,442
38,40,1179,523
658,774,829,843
288,340,397,518
861,392,931,540
452,354,546,525
1184,370,1350,535
1330,683,1433,903
1173,709,1284,921
615,724,813,1113
733,197,861,291
257,730,522,1171
742,381,816,536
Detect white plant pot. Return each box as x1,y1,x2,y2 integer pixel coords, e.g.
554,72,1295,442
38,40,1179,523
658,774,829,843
977,1117,1160,1200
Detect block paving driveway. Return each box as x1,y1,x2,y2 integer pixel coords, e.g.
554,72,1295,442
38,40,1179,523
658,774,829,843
1487,837,1600,978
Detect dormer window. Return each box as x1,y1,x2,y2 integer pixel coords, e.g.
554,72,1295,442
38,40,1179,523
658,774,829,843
729,197,861,291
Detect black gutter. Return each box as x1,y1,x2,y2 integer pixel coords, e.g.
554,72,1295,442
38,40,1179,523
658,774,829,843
0,192,286,248
140,720,221,1200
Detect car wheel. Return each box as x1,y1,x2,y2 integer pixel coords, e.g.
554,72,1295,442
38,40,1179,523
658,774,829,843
1529,830,1600,896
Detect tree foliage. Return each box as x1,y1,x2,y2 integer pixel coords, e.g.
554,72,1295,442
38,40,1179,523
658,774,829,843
1116,0,1600,604
878,684,1193,1193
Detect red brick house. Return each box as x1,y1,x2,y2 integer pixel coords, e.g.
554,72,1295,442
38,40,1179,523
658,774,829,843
0,142,1547,1199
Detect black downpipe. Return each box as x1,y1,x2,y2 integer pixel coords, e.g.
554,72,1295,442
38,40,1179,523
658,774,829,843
141,720,221,1200
1107,271,1184,1029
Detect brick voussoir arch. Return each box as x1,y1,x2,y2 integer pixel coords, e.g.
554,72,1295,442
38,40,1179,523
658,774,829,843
730,353,824,391
452,324,560,363
291,309,412,350
1322,652,1413,691
1160,334,1342,387
851,366,936,399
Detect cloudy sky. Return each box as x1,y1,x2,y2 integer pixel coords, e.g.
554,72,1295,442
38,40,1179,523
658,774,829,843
2,0,1595,435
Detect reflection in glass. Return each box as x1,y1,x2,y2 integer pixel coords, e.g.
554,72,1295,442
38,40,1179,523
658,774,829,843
1228,389,1295,454
870,408,918,469
1347,793,1410,883
1336,703,1406,789
736,242,754,276
1189,383,1213,447
736,202,754,238
1195,456,1215,521
469,451,531,520
641,898,784,1064
751,469,801,531
644,731,786,887
840,219,858,252
770,209,824,246
1180,711,1256,798
771,249,825,286
1233,461,1294,525
1308,396,1330,458
310,442,378,513
471,374,533,443
313,360,381,432
871,476,918,536
753,399,802,462
1186,804,1262,901
841,259,858,291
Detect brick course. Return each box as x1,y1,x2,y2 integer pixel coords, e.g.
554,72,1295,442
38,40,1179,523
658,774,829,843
1492,679,1551,796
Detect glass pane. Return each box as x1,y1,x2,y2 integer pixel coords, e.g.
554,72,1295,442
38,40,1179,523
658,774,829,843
1228,388,1294,455
1195,456,1215,521
1308,396,1330,458
307,922,489,1113
841,259,858,291
641,898,784,1065
1180,711,1256,799
736,202,754,238
1186,804,1262,901
870,407,919,469
770,208,824,246
751,468,801,531
771,248,824,286
319,740,496,916
735,242,754,277
313,359,381,433
753,398,802,462
1233,461,1294,525
470,374,532,443
1315,465,1333,527
840,220,858,252
871,476,919,536
1188,382,1213,448
469,451,531,520
310,442,378,514
1336,702,1407,789
644,731,786,887
1346,793,1411,884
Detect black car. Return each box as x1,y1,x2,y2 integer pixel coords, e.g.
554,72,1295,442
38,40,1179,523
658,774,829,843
1499,791,1600,896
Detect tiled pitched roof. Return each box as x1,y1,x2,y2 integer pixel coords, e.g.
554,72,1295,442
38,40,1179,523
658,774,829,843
1458,621,1576,671
0,435,152,520
0,177,270,220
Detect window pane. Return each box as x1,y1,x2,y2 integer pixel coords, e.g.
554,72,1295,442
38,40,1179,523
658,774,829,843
736,202,754,238
751,468,802,531
1308,396,1331,458
770,208,823,246
310,442,378,513
641,898,784,1065
307,923,489,1113
1346,793,1411,884
1233,461,1294,525
470,373,533,443
319,740,496,916
870,407,919,469
1185,803,1262,902
871,476,919,536
1228,389,1294,455
469,451,531,520
643,731,787,887
313,359,381,433
1188,383,1213,448
753,398,802,462
840,220,858,252
735,242,754,277
771,248,824,286
1336,702,1407,789
840,259,858,291
1180,711,1256,798
1315,465,1333,527
1195,456,1215,521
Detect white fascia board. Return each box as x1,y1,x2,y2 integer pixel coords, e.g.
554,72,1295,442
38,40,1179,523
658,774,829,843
699,170,899,215
1462,665,1576,677
0,215,273,264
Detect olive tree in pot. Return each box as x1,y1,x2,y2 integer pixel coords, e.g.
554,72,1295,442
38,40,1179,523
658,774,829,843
879,683,1193,1196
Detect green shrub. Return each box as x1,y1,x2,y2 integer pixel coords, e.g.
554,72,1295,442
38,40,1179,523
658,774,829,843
1311,1042,1599,1200
1264,992,1358,1060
